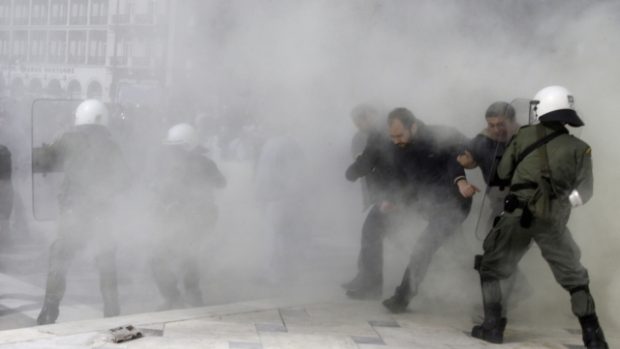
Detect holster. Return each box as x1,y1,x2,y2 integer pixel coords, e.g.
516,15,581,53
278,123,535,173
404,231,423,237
503,194,533,228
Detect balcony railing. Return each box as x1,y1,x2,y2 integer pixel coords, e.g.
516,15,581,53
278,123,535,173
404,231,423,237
110,55,127,66
134,13,153,24
112,14,130,24
48,55,66,64
50,16,68,25
89,15,108,25
70,15,87,25
87,55,105,65
13,18,29,25
67,55,85,64
131,56,150,67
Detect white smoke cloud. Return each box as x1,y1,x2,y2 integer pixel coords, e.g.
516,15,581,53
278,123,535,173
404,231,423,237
24,0,620,333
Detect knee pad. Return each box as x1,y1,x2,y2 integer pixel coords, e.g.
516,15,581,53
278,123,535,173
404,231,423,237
570,285,596,317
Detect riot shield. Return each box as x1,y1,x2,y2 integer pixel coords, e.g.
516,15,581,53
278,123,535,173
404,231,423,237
510,97,534,127
31,99,81,221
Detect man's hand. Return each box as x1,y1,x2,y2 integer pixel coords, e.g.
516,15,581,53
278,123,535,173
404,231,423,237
457,150,477,169
457,179,480,198
379,200,396,213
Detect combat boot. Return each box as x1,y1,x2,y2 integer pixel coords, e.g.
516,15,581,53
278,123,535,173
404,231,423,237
185,287,205,308
346,284,382,300
37,302,59,325
471,302,506,344
100,270,120,318
381,282,411,313
579,314,609,349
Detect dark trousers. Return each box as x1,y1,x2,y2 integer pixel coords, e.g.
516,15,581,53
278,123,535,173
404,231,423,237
42,208,119,317
354,204,390,287
394,197,471,300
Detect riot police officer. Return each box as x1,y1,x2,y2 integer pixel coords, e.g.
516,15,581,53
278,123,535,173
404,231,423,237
148,123,226,310
0,143,12,242
471,86,608,349
34,99,131,325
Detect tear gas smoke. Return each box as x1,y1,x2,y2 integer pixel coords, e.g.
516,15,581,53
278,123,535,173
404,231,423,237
16,0,620,332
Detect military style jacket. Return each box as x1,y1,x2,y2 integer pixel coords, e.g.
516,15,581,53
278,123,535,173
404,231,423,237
497,122,593,222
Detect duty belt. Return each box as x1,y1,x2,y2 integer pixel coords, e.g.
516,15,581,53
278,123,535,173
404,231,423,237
510,182,538,191
503,192,533,228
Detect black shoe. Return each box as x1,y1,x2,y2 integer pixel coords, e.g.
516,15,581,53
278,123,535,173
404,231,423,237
37,303,59,325
382,294,409,313
346,286,381,300
471,317,506,344
580,315,609,349
341,275,364,291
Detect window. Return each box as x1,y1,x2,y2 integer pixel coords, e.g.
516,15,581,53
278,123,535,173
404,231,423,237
68,30,86,64
0,31,10,61
13,0,29,25
131,39,149,67
112,0,130,24
134,0,154,24
111,34,128,65
51,0,68,25
90,0,109,25
88,30,106,65
12,31,28,62
49,30,67,63
29,31,47,62
31,0,49,25
70,0,87,25
0,0,11,25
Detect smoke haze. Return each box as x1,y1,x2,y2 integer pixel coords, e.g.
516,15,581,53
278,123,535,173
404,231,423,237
14,0,620,333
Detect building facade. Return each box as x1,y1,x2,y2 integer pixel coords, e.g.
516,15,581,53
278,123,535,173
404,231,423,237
0,0,170,103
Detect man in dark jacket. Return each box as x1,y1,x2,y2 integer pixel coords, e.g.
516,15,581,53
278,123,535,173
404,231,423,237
149,123,226,310
342,105,397,299
34,99,131,325
0,144,12,242
381,108,477,313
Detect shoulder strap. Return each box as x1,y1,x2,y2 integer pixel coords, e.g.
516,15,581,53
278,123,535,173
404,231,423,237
514,127,567,169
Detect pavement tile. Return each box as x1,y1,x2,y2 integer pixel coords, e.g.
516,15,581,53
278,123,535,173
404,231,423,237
121,336,229,349
368,320,399,328
221,309,283,324
256,323,287,333
351,336,385,345
164,318,259,343
229,341,263,349
259,332,357,349
278,307,309,318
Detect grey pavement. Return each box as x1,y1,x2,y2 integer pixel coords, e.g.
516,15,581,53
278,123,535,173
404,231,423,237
0,297,616,348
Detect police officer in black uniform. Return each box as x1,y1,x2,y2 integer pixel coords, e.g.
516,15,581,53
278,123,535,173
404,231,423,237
0,143,12,242
34,99,131,325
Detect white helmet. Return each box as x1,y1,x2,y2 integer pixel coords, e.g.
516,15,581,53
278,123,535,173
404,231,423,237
75,99,109,126
531,85,584,127
164,123,199,151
